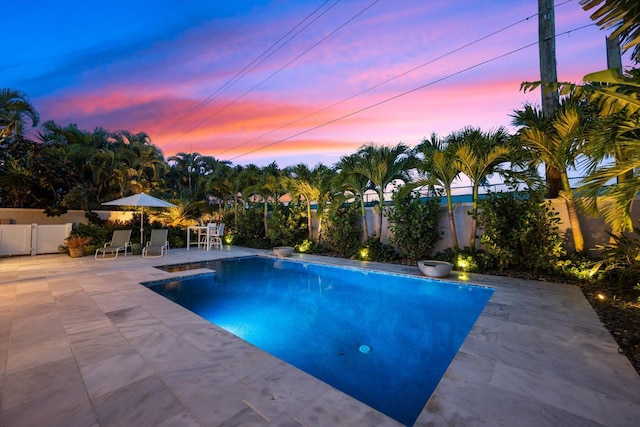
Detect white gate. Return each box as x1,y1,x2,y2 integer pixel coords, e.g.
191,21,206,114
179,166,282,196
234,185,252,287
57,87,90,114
0,223,72,256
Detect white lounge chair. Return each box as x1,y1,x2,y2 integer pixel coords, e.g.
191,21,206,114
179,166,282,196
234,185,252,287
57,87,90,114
142,229,170,258
95,230,132,260
209,223,225,249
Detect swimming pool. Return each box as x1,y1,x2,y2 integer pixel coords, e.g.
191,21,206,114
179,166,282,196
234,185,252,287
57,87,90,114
146,256,493,425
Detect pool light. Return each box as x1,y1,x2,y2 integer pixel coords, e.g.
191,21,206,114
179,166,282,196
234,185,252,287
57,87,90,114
359,344,372,354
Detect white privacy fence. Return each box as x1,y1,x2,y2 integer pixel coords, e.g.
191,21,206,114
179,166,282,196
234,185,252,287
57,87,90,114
0,223,72,256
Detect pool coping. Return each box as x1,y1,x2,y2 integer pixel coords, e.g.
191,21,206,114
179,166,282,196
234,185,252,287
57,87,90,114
1,247,639,426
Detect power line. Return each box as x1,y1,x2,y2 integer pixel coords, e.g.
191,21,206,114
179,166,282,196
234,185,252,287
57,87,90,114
215,2,575,157
154,0,338,141
160,0,381,149
226,23,596,162
217,0,577,158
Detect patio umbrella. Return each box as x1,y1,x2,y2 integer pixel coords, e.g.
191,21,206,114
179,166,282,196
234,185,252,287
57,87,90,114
102,193,175,245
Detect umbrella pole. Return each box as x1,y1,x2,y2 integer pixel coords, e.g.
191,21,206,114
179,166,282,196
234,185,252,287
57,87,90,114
140,207,144,246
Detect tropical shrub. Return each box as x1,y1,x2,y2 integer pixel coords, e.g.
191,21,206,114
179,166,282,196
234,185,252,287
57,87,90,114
295,239,327,254
231,206,268,248
356,238,398,262
322,203,361,257
477,189,565,273
266,203,307,247
435,247,493,273
595,224,640,289
387,190,442,261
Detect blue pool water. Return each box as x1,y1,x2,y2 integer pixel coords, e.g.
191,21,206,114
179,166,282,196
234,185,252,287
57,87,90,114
146,257,493,425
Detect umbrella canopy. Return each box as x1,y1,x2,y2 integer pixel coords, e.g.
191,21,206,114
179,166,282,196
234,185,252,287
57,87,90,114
102,193,175,245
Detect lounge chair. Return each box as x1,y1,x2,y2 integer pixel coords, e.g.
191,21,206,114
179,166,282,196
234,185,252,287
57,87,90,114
142,229,169,258
95,230,132,260
209,223,225,249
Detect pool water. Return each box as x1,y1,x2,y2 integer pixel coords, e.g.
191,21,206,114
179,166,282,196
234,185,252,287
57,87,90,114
147,257,493,425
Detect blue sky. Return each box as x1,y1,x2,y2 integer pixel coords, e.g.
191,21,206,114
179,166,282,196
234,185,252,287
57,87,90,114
2,0,633,168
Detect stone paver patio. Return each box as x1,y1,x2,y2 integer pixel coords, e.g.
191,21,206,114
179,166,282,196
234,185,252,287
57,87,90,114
1,246,639,426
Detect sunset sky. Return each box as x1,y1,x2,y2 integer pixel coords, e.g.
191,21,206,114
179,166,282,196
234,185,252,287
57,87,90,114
2,0,633,168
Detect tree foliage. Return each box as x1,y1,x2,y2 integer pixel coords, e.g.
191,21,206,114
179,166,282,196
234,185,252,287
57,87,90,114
478,189,565,273
387,190,442,261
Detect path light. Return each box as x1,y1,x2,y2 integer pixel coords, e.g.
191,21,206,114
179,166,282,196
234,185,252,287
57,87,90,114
596,293,607,301
359,248,370,261
456,257,470,271
298,240,312,253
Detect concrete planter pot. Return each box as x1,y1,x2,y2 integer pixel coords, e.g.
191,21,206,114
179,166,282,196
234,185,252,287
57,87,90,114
273,246,294,257
417,260,452,278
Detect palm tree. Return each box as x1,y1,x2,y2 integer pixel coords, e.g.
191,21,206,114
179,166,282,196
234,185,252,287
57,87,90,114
450,127,512,250
246,162,283,236
352,143,413,241
112,130,167,191
574,68,640,232
0,158,33,207
287,163,336,241
581,0,640,62
512,99,589,253
334,153,373,241
168,152,202,192
413,134,462,251
0,88,40,138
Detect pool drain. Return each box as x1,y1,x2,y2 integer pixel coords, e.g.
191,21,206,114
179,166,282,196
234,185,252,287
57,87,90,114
359,344,371,354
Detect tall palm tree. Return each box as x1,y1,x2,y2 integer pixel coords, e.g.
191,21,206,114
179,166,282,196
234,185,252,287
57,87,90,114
287,163,336,241
574,68,640,232
512,99,589,253
335,153,373,241
450,127,511,250
0,158,33,207
413,133,462,251
581,0,640,62
352,143,413,241
0,88,40,138
168,152,202,192
246,162,283,236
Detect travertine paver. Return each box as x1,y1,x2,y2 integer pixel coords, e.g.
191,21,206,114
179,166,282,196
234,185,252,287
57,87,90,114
0,247,638,426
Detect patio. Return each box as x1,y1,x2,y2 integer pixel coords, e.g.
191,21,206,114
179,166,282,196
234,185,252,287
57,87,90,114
0,247,638,426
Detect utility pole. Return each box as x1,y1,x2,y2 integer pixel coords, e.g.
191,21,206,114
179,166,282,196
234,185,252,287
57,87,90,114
606,34,623,73
538,0,561,198
606,35,631,183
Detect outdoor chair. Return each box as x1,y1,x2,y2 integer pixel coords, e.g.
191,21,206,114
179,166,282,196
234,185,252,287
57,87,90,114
198,223,217,249
209,223,225,249
142,229,170,258
95,230,132,260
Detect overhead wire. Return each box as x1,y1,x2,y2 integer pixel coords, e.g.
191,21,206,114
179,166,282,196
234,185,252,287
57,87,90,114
160,0,381,149
226,23,596,162
214,0,576,157
154,0,338,141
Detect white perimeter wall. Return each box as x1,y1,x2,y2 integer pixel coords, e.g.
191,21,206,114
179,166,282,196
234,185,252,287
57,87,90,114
1,196,638,257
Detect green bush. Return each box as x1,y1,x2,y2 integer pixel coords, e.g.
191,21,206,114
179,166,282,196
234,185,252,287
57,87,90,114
322,203,361,257
356,238,398,262
387,190,442,261
435,247,493,273
595,224,640,289
267,203,307,247
477,189,565,273
232,206,268,248
295,239,328,254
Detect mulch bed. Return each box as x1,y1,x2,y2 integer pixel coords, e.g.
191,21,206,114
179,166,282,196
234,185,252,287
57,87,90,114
579,283,640,375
